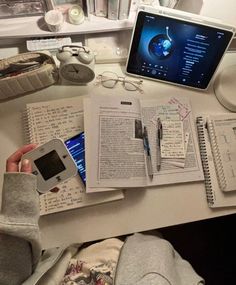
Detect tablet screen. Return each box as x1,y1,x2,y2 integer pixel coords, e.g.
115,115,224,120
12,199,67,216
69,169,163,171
126,11,234,89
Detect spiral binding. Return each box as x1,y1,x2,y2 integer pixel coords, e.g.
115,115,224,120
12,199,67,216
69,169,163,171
196,116,215,206
207,119,227,191
22,107,35,144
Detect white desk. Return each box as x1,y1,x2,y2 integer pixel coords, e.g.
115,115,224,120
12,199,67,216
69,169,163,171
1,44,236,249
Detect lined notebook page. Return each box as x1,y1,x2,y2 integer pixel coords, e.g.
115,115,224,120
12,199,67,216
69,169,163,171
196,115,236,208
23,97,124,215
207,115,236,192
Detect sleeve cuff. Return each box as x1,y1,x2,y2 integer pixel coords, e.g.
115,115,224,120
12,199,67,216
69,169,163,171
1,173,40,223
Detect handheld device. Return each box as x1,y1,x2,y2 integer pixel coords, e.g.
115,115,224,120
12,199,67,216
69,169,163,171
22,138,78,193
126,6,235,90
64,132,86,185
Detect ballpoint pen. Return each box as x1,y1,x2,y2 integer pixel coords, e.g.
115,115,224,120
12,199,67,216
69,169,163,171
157,118,163,171
143,126,153,180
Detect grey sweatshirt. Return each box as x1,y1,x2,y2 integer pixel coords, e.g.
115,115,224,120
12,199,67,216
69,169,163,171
115,233,204,285
0,173,204,285
0,173,41,285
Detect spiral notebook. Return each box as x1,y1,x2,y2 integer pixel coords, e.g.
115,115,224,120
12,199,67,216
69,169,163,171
22,97,124,216
196,115,236,208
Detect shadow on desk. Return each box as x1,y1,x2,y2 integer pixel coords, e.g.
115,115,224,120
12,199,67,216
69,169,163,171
159,214,236,285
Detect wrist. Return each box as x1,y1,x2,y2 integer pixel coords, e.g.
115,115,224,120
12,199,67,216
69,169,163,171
2,173,39,221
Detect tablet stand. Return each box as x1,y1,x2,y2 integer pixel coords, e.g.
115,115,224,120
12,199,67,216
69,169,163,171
214,65,236,112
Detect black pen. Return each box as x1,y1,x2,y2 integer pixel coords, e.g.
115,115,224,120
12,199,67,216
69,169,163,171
143,126,153,180
157,118,163,171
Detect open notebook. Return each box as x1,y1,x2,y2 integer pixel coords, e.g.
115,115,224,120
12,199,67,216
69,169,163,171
196,115,236,208
23,96,124,216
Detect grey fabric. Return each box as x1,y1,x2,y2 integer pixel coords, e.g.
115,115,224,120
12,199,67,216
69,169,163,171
0,173,204,285
23,246,73,285
114,233,204,285
0,173,41,284
0,234,32,285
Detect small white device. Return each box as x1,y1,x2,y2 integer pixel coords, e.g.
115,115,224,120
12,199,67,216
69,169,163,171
56,45,95,84
22,138,78,193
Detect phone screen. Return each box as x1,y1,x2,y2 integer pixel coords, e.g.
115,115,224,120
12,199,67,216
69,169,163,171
64,132,86,185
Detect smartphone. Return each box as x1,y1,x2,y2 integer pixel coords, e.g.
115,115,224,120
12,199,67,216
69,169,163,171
64,132,86,185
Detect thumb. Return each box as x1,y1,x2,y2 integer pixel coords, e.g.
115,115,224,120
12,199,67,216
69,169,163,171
21,159,32,173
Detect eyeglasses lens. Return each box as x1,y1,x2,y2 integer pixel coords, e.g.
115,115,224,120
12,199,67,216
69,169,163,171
124,81,139,91
101,72,118,88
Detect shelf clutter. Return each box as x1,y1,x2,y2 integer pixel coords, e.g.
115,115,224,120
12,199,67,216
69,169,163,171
0,0,133,39
0,0,181,39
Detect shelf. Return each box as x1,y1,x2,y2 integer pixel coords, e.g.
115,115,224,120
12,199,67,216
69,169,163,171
0,13,135,40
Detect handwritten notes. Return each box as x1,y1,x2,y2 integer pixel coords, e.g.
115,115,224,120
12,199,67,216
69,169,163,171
24,98,86,215
161,120,185,158
156,105,180,121
24,97,124,215
168,97,191,120
25,102,84,144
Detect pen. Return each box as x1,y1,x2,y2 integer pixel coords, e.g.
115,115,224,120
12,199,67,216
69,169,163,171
157,118,163,171
143,126,153,180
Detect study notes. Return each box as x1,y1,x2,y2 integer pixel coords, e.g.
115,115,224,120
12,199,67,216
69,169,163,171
84,94,204,191
196,114,236,208
206,115,236,192
23,97,124,215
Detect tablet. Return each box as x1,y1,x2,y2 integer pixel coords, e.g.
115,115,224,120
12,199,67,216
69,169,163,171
126,6,235,90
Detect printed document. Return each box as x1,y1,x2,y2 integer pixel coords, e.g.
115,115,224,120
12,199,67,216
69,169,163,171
84,94,204,191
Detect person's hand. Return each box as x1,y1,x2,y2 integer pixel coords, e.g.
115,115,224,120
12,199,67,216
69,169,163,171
6,144,60,193
6,144,37,173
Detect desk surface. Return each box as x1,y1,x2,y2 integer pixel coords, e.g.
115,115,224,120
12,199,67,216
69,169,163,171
1,45,236,249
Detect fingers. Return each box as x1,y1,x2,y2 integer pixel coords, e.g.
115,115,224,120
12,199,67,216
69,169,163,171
6,144,37,173
20,159,32,173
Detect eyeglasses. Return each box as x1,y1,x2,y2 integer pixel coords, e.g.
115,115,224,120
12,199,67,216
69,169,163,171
96,71,143,93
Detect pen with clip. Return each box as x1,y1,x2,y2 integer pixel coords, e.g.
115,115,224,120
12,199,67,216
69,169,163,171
143,126,153,180
157,118,163,171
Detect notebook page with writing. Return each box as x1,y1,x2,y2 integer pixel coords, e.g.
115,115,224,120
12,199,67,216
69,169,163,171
196,116,236,208
207,114,236,192
23,96,124,216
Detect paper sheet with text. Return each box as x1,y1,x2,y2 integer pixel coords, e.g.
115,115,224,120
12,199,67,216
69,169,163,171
84,94,204,190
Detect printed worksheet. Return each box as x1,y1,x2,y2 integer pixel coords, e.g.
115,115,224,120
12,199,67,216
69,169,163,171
84,94,204,190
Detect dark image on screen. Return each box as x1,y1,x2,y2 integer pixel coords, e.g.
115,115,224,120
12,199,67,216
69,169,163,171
127,11,233,89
